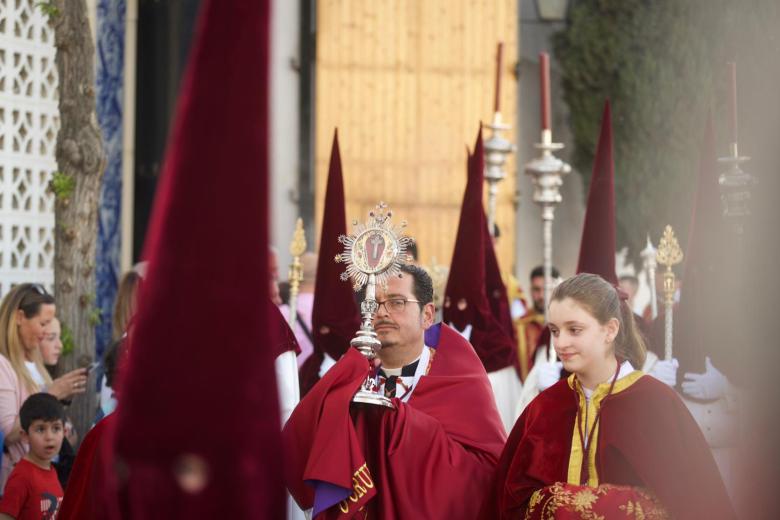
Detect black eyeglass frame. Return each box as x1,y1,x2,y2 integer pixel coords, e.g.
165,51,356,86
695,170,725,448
376,298,422,314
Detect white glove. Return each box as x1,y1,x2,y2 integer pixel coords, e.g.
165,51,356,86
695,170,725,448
511,299,527,320
682,356,729,400
275,350,300,426
537,361,563,392
648,358,679,388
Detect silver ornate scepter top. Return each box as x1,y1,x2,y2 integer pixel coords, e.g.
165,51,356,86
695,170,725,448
484,112,516,238
335,202,414,408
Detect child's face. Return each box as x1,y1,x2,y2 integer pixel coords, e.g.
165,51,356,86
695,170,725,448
22,419,64,464
549,297,617,376
40,318,63,366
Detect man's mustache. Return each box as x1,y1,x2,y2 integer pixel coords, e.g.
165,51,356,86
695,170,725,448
375,320,398,328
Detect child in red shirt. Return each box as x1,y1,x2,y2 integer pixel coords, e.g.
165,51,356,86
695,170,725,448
0,394,65,519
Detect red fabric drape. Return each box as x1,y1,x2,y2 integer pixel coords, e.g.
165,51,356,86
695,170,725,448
106,0,284,517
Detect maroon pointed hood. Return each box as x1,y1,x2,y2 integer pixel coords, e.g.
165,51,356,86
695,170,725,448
443,127,514,373
674,115,731,378
311,130,361,360
483,209,515,344
577,101,618,284
113,0,283,516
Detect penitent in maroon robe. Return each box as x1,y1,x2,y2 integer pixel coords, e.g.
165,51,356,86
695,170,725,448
481,370,736,520
284,323,506,519
58,414,118,520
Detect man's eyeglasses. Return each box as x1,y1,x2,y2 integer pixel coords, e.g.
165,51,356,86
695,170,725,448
376,298,421,314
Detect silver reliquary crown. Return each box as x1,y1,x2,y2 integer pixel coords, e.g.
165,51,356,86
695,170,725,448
335,201,415,291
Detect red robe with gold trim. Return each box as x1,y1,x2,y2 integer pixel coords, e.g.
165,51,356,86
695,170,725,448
480,372,735,519
284,323,506,519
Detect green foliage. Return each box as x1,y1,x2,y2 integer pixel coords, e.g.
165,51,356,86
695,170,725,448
50,172,76,199
552,0,776,262
79,293,101,326
60,322,75,357
88,308,102,327
35,1,60,19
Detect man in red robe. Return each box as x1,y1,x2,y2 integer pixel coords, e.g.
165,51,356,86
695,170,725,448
283,265,506,519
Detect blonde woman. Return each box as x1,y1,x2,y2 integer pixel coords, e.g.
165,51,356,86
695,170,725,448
0,284,87,491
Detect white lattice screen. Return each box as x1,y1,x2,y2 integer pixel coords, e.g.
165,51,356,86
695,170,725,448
0,0,59,297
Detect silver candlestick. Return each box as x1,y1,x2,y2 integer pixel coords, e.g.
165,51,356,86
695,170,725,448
484,112,516,237
335,202,415,408
525,129,571,361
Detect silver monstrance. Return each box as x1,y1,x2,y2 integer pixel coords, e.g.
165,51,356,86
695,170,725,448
335,202,415,408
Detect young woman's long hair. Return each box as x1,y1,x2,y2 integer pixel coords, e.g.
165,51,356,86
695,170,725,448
551,273,647,369
0,284,56,393
112,271,143,341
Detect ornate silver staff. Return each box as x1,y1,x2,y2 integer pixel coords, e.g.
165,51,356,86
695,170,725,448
640,235,658,321
335,202,415,408
484,113,515,238
525,134,571,362
718,62,756,238
718,143,755,239
483,42,515,237
525,52,570,362
656,226,683,361
287,218,307,327
716,64,755,357
718,142,755,237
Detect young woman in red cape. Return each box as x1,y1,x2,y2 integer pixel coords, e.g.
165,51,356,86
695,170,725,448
480,273,735,519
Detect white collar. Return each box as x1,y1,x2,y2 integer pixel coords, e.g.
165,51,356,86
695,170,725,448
583,361,634,400
382,354,421,377
377,346,431,403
